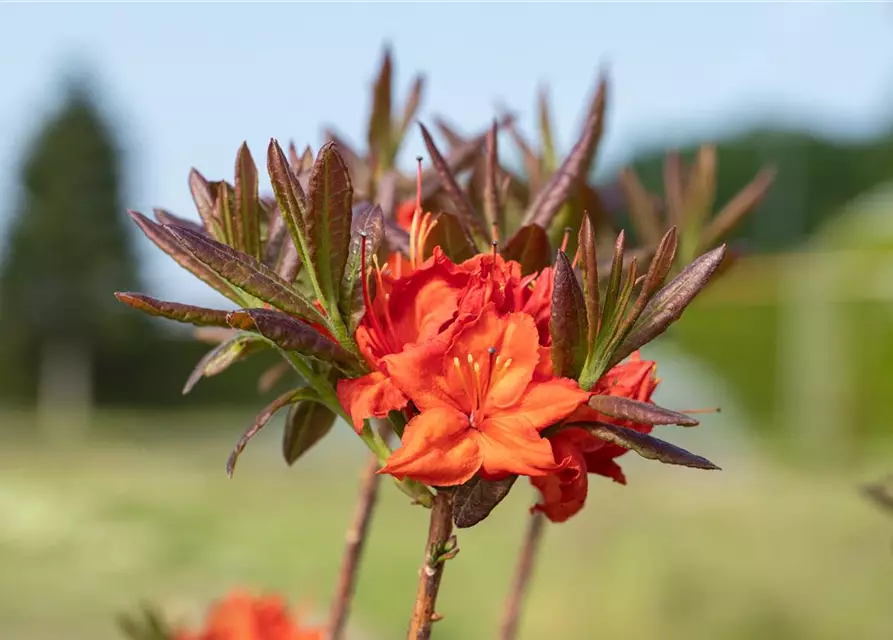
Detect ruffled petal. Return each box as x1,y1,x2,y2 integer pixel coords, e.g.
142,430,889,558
378,406,481,486
531,428,590,522
491,377,590,433
381,329,460,412
337,372,408,433
477,414,559,478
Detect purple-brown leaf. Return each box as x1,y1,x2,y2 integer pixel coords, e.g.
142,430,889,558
585,422,720,470
226,308,353,365
339,204,384,331
550,250,588,378
235,142,261,260
282,400,337,465
114,292,230,327
588,395,699,426
452,474,518,529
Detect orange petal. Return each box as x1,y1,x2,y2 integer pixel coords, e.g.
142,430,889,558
337,372,408,433
378,406,481,486
530,429,589,522
491,377,590,433
445,306,540,412
477,414,559,478
382,330,460,412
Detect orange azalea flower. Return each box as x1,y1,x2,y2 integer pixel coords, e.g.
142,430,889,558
395,198,417,231
175,590,322,640
531,353,660,523
377,304,590,486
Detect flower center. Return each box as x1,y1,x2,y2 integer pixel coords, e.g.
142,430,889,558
451,346,513,426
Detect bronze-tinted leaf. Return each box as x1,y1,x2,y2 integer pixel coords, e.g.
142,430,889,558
235,142,261,260
618,167,663,247
339,204,384,331
267,139,313,279
615,227,678,340
114,292,229,327
588,395,699,426
483,120,502,233
663,151,687,227
452,474,517,528
502,224,551,276
549,251,588,378
612,244,726,367
167,225,321,322
702,167,776,249
419,123,487,246
307,141,354,307
425,212,476,263
188,168,220,235
214,180,237,247
226,308,353,365
585,422,720,470
227,387,320,477
524,77,605,229
152,208,205,234
282,400,337,465
263,210,288,267
183,332,269,394
578,214,600,344
129,210,240,303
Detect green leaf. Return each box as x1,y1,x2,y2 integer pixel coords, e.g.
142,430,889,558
114,292,229,327
307,141,354,311
182,332,269,394
226,308,354,365
426,212,476,263
129,210,241,303
611,244,726,368
583,422,720,471
214,180,236,246
282,400,337,465
587,395,699,426
452,474,517,528
227,387,320,477
419,123,487,247
501,224,551,276
339,204,384,332
166,225,322,323
235,142,261,260
549,250,588,378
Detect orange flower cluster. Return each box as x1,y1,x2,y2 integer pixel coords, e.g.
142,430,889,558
175,591,322,640
337,206,663,522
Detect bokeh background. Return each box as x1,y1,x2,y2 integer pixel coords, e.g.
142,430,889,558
3,3,893,639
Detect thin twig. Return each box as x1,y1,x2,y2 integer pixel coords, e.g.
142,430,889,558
407,489,457,640
498,511,546,640
327,454,382,640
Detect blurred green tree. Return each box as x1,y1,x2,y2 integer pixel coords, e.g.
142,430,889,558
0,77,146,438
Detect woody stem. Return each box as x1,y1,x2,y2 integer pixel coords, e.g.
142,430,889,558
327,452,382,640
407,489,456,640
498,511,546,640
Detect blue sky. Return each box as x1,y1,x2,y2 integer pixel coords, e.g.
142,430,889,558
1,2,892,305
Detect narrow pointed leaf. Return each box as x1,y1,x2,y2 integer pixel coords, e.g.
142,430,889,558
584,422,720,471
616,227,678,339
504,120,542,193
426,212,476,263
702,167,776,248
368,47,393,161
483,120,502,233
167,225,321,322
226,308,353,365
282,400,337,465
129,211,241,303
339,204,384,331
268,139,313,276
600,231,626,325
550,251,588,378
588,395,699,426
419,123,487,245
188,168,219,235
215,181,236,246
277,242,302,284
307,141,354,307
611,244,727,367
537,86,558,173
183,332,269,394
263,211,288,268
619,167,663,247
227,387,320,477
152,208,205,234
452,474,517,528
578,214,600,345
397,75,425,144
114,292,229,327
663,152,687,227
502,224,551,276
235,142,261,259
524,81,605,229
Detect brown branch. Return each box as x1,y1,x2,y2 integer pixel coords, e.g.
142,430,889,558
407,489,457,640
327,454,381,640
498,511,546,640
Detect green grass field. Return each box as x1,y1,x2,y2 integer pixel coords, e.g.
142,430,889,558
3,409,893,639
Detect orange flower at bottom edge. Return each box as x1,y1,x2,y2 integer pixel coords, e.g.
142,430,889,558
174,590,323,640
531,353,660,523
377,304,590,486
